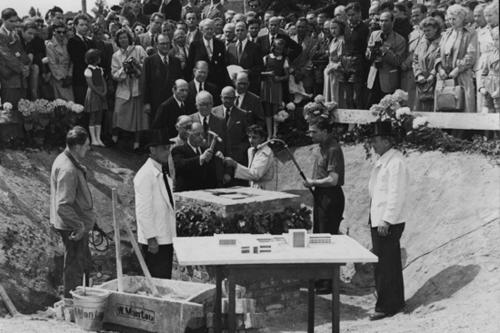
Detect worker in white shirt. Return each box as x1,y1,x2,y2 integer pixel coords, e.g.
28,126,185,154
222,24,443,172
368,121,410,321
134,129,177,279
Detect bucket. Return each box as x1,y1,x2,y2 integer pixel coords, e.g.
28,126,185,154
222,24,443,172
70,287,110,331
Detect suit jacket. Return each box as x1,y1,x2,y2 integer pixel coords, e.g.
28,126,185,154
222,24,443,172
201,2,225,20
186,79,220,108
212,105,249,165
235,145,275,190
187,38,231,90
159,0,182,21
152,96,188,137
186,29,203,47
190,112,227,186
256,33,302,62
143,53,183,119
50,149,95,232
134,158,176,245
226,40,264,94
171,143,216,191
67,35,96,86
45,38,72,81
238,91,265,126
366,30,406,93
0,30,30,89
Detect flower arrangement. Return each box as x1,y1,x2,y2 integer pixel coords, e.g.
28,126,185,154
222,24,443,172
176,205,312,237
303,95,337,124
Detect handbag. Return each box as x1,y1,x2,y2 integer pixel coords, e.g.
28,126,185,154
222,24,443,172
436,79,465,111
416,80,435,101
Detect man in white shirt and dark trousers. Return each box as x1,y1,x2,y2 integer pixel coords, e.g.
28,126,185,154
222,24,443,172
134,129,177,279
368,121,410,320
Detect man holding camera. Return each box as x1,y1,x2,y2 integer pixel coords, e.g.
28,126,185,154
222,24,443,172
365,11,406,106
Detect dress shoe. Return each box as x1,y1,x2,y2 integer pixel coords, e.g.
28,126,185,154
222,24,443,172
369,312,390,321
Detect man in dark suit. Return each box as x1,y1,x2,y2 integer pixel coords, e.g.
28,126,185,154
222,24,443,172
256,16,301,62
172,121,217,191
226,21,263,95
152,79,189,137
186,60,220,109
189,90,228,187
185,12,203,47
67,14,96,105
143,33,183,121
187,18,231,91
234,72,265,129
212,86,249,166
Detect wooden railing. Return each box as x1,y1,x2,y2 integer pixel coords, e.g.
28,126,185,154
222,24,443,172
333,109,500,131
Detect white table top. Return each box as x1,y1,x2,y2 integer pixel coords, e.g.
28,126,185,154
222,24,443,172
173,235,378,266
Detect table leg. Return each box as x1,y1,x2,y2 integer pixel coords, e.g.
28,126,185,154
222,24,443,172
228,275,236,333
308,279,315,333
332,265,340,333
215,266,223,333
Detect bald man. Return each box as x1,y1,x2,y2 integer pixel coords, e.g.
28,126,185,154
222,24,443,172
186,61,220,107
152,79,191,137
143,33,183,121
234,72,265,128
212,86,249,175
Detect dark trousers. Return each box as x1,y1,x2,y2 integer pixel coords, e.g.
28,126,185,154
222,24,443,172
58,230,91,298
370,223,405,314
313,186,345,235
368,73,390,107
141,243,173,279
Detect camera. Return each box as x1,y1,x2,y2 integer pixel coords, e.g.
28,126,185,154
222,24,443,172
369,39,385,68
123,57,140,75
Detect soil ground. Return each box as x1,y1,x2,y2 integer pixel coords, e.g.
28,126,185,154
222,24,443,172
0,144,499,332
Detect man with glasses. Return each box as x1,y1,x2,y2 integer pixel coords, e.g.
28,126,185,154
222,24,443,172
143,33,183,121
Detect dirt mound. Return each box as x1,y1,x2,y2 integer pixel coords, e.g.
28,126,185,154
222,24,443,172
0,147,142,313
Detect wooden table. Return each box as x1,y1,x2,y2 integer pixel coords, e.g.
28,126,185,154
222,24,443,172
173,235,377,333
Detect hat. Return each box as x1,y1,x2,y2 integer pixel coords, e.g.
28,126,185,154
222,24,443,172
368,121,394,137
147,129,176,148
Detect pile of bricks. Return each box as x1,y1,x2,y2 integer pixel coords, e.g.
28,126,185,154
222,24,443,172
206,284,266,332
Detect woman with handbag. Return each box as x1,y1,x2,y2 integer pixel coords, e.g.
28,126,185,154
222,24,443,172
111,28,148,150
413,17,442,111
434,5,477,113
45,22,74,101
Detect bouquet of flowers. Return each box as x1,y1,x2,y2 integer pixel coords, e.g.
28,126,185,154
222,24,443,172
303,95,337,124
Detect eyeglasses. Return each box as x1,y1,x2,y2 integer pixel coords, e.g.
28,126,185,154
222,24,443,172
55,30,66,34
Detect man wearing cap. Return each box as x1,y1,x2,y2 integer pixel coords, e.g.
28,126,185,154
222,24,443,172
134,130,177,279
368,121,410,320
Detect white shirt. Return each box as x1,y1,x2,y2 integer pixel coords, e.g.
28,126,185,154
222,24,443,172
235,145,275,190
173,95,184,108
134,158,176,245
237,38,248,52
368,148,410,227
235,92,245,108
195,79,205,93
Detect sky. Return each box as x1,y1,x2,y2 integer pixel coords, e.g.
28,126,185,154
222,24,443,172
2,0,121,17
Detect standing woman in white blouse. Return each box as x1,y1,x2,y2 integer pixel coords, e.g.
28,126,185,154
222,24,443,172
111,28,148,150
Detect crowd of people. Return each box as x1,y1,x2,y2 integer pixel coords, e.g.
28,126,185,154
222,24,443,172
35,0,498,320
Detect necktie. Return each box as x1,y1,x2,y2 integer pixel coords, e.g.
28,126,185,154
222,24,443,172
161,166,175,207
225,108,231,124
206,41,212,59
270,35,275,48
235,95,240,107
180,102,185,113
237,41,243,63
203,116,208,133
249,147,257,167
163,56,168,65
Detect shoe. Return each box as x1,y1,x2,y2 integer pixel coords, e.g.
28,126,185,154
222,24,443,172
369,312,390,321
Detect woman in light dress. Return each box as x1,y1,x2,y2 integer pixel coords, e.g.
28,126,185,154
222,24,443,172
323,19,345,107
